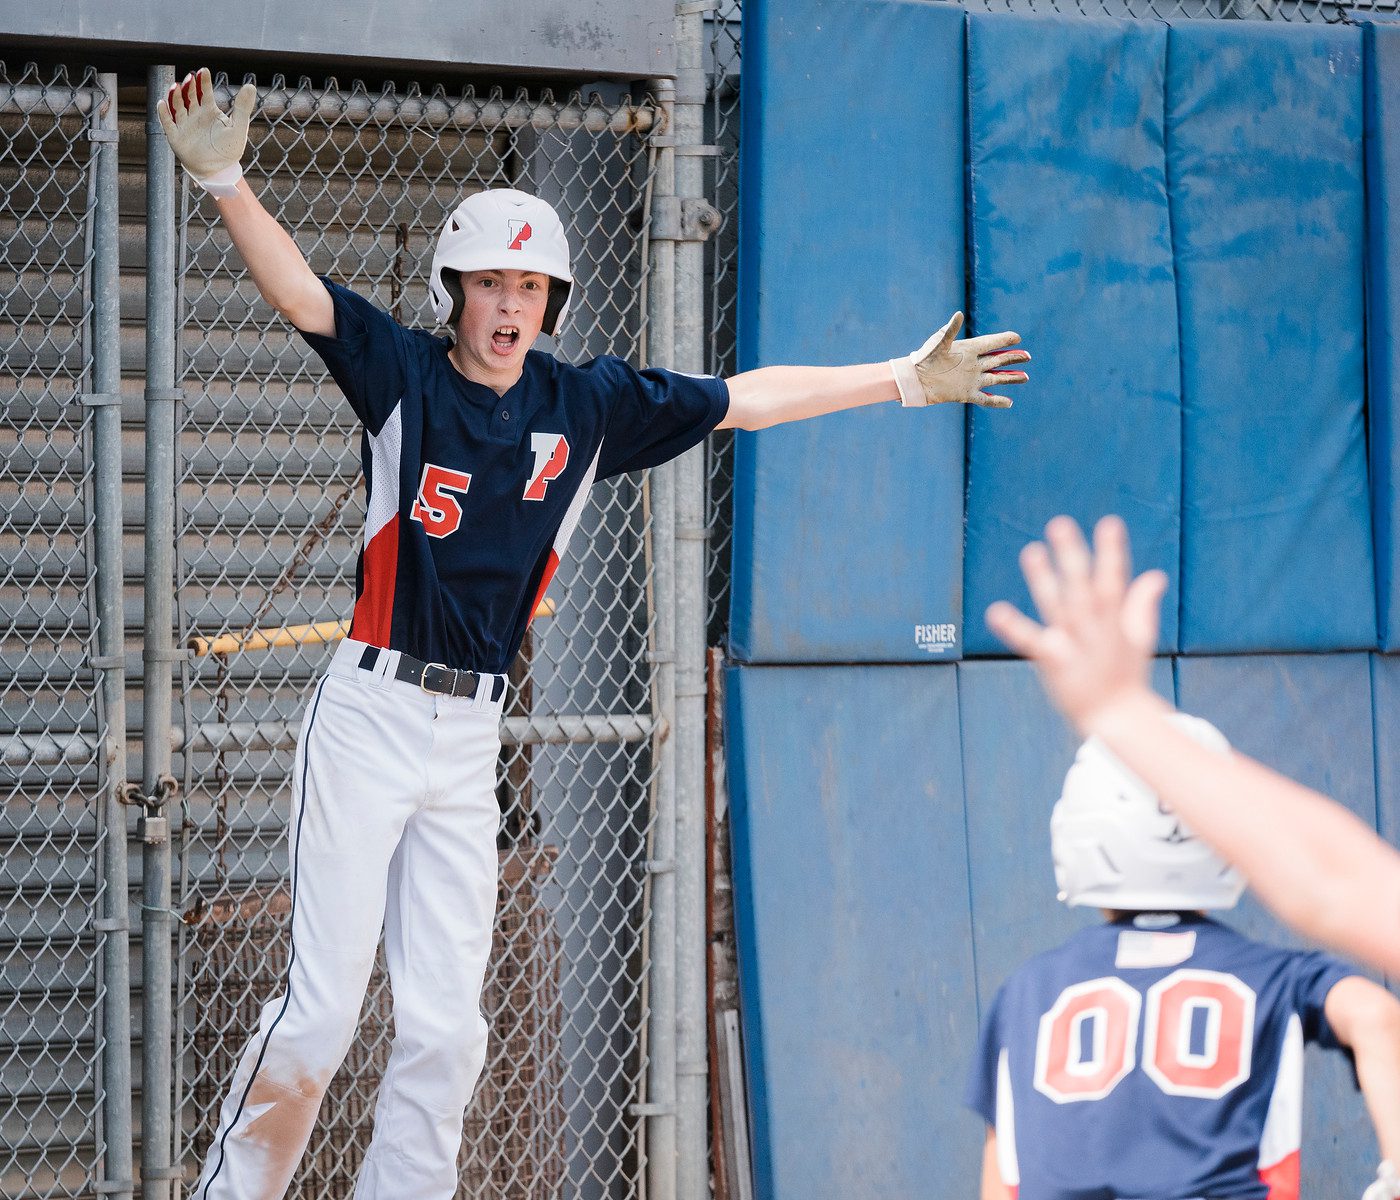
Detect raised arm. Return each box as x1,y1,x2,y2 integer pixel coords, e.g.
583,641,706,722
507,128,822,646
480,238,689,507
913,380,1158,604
718,312,1029,431
157,69,333,336
1324,977,1400,1187
986,516,1400,979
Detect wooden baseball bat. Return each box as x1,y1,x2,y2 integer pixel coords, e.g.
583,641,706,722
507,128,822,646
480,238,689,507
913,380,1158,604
188,599,556,657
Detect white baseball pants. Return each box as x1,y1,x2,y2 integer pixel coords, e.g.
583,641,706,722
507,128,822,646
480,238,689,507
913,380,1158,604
193,639,505,1200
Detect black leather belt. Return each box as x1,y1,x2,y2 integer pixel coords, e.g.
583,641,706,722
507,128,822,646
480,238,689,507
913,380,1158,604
358,646,506,702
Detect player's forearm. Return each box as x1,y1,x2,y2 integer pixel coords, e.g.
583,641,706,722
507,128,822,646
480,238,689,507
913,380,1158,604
215,179,333,334
717,363,897,431
1327,978,1400,1162
1088,692,1400,975
1354,1023,1400,1163
980,1131,1014,1200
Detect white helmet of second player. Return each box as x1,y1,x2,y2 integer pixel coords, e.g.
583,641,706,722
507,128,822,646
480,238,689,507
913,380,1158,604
428,188,573,336
1051,714,1245,912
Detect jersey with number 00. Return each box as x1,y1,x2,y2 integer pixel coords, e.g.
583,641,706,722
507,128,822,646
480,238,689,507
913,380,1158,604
965,915,1355,1200
298,280,729,672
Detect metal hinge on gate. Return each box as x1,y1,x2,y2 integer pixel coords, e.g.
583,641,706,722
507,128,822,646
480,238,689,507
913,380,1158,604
651,196,723,244
87,128,119,144
140,1166,188,1182
630,1102,677,1117
650,136,721,156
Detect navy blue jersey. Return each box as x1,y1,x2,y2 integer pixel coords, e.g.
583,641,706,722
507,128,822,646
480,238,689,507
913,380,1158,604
299,280,729,672
965,915,1356,1200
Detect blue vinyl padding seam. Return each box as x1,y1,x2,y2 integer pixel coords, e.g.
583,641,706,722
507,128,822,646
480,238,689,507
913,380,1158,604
1164,26,1189,652
954,665,984,1022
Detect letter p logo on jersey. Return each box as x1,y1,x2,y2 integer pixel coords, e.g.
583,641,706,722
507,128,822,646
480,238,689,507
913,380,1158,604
507,219,533,251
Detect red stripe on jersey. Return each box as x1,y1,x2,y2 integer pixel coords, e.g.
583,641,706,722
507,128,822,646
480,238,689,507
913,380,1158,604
528,549,561,626
1259,1149,1300,1200
350,514,399,648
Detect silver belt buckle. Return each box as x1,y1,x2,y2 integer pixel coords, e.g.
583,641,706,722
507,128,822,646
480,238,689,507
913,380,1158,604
420,661,450,694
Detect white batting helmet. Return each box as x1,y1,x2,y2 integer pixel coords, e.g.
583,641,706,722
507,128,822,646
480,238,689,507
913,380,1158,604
1051,714,1244,912
428,188,573,336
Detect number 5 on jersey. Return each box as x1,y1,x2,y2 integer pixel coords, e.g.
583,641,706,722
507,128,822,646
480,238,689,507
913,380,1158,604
412,463,472,538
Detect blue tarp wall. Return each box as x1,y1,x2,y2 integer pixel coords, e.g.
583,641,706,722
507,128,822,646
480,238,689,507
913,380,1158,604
728,4,1400,1198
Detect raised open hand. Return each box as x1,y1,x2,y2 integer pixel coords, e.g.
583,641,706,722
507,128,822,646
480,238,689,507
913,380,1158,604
890,311,1030,408
156,68,256,198
985,515,1167,733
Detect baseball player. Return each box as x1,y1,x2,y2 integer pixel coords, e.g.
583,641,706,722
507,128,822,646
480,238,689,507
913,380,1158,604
987,515,1400,983
968,715,1400,1200
156,69,1030,1200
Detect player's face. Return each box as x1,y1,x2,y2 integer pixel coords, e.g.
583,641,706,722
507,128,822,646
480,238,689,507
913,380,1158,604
455,269,550,388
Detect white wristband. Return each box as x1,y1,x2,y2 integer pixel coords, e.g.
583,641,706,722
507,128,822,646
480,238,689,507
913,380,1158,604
889,355,924,407
195,162,243,199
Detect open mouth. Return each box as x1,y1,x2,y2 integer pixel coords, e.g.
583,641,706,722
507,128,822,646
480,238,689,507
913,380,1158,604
491,325,520,354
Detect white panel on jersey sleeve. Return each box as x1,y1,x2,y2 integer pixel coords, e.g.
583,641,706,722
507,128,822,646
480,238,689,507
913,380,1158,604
550,445,602,557
995,1048,1021,1188
364,403,403,541
1258,1013,1305,1171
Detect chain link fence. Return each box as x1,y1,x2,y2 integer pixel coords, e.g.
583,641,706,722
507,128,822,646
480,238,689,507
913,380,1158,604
703,0,742,646
164,74,664,1199
0,65,126,1200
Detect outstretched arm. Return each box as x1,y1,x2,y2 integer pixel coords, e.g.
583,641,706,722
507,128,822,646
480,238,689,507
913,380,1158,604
718,312,1029,431
985,515,1400,979
158,69,333,336
1325,977,1400,1169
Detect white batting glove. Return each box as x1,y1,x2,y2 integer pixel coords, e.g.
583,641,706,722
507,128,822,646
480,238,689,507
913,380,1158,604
156,68,256,199
1364,1161,1400,1200
889,311,1030,409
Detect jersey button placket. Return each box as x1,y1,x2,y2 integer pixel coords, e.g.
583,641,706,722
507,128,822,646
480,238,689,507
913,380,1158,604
488,402,517,442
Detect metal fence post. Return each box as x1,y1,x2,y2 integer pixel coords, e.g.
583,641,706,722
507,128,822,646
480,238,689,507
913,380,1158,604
91,69,136,1200
671,6,714,1196
141,63,180,1200
645,77,680,1200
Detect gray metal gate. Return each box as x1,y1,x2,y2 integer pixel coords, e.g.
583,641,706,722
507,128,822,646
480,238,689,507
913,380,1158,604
158,72,664,1200
0,55,713,1200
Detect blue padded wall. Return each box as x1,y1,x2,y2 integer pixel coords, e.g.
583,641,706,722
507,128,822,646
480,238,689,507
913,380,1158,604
1367,25,1400,650
1376,655,1400,847
957,658,1176,1003
726,665,981,1200
964,15,1182,656
731,0,968,663
1169,23,1375,652
1174,655,1379,1197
